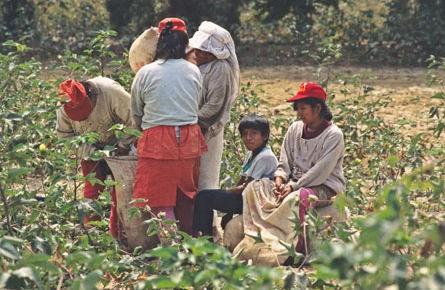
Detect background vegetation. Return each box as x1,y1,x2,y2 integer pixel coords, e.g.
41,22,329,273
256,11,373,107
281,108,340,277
0,0,444,289
1,0,445,64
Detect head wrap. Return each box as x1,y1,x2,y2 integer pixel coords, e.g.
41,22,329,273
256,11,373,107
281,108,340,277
158,18,187,34
189,21,233,59
59,80,93,121
190,21,240,103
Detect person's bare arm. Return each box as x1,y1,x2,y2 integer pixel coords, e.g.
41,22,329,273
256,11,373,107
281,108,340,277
226,176,254,194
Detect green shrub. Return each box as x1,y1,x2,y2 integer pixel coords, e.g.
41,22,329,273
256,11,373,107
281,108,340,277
1,33,443,289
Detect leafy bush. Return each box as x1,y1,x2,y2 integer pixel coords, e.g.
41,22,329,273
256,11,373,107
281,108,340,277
0,32,444,289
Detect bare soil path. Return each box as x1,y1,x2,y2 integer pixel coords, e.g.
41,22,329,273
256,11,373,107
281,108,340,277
241,65,444,140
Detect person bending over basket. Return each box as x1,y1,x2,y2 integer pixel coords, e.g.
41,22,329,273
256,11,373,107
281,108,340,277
56,77,135,238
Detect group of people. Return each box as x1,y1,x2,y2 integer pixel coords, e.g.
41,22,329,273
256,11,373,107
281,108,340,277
56,17,345,266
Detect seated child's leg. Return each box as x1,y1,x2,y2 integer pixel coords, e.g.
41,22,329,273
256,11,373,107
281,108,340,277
175,190,195,235
193,189,243,236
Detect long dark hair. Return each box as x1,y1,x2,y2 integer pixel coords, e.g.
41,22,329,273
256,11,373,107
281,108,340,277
293,97,333,121
79,81,94,98
238,114,271,158
155,22,188,60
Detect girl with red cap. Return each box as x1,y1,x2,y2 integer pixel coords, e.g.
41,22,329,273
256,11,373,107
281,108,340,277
131,18,207,236
232,82,345,266
56,77,135,238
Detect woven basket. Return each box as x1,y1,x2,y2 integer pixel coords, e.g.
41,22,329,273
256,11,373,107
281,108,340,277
105,156,157,250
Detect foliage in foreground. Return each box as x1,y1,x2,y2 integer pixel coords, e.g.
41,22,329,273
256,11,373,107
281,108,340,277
0,34,444,289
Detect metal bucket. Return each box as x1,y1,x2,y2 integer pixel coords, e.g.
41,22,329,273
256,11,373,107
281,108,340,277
105,156,157,250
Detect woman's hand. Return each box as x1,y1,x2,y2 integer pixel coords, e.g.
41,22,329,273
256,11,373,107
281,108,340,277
273,176,285,196
278,184,293,201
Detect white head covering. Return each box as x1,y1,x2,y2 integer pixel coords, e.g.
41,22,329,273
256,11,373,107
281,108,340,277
190,21,240,103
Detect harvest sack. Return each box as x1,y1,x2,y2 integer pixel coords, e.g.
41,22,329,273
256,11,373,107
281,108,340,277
230,179,346,266
105,156,158,250
128,27,159,73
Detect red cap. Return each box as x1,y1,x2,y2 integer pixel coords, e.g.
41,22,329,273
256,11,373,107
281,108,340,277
287,82,327,102
59,80,93,121
158,18,187,33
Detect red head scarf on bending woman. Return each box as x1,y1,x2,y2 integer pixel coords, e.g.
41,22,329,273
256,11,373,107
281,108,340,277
59,80,93,121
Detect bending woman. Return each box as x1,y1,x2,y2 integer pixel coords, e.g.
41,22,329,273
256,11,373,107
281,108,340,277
131,18,207,234
233,82,345,266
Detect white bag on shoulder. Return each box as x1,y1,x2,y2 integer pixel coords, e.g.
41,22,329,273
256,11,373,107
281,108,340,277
128,27,159,73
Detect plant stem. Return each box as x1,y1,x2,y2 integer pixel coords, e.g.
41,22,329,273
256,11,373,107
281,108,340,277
0,183,13,234
74,151,78,203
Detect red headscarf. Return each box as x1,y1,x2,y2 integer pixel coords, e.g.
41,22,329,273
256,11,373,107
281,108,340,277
158,18,187,34
59,80,93,121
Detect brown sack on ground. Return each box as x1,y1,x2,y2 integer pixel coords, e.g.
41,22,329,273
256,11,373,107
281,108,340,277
128,27,159,73
223,215,244,252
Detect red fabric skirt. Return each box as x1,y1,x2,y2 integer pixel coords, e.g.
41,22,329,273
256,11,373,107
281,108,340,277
132,124,207,208
133,157,200,207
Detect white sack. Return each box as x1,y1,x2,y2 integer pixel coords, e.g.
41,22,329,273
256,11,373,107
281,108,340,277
128,27,159,73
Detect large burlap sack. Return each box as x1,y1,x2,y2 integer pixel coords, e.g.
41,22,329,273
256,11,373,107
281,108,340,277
233,236,284,267
128,27,159,73
223,215,244,252
105,156,158,251
225,204,346,266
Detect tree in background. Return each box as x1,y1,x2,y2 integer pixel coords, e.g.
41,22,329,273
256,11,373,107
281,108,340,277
35,0,109,55
251,0,339,36
106,0,242,39
383,0,445,64
106,0,156,37
164,0,242,36
0,0,38,45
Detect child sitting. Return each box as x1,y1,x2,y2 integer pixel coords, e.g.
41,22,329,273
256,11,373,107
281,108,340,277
192,114,278,237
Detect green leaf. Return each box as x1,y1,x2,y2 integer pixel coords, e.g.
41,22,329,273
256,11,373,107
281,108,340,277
123,128,142,137
31,237,52,255
0,272,12,289
12,267,43,290
7,167,33,181
108,124,124,131
431,92,445,100
81,270,103,290
0,242,21,260
149,247,177,259
18,254,60,273
149,276,178,288
1,236,24,245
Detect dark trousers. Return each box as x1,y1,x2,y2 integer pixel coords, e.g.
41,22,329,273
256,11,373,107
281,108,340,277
192,189,243,236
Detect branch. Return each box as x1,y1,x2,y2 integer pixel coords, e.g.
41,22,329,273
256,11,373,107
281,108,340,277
0,183,13,235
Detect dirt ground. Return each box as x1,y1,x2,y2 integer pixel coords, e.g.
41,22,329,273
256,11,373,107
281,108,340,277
42,63,444,141
241,65,444,141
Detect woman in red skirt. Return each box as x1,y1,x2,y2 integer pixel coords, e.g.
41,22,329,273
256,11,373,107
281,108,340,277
131,18,207,234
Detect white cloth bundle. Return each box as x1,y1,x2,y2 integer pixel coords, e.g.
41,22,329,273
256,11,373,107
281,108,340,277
189,21,240,103
128,27,159,73
189,21,233,60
